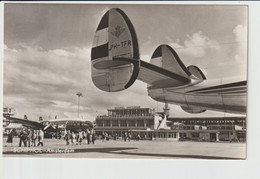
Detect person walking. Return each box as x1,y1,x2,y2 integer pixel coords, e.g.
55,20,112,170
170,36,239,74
27,129,32,147
6,129,15,147
78,131,83,145
124,132,127,142
31,130,37,147
75,132,79,144
91,129,96,144
37,129,44,146
71,132,75,144
65,130,71,145
87,129,91,144
102,131,105,142
128,132,131,142
19,127,28,147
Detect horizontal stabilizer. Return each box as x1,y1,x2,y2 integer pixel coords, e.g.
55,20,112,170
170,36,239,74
138,45,194,88
139,60,190,88
138,45,206,89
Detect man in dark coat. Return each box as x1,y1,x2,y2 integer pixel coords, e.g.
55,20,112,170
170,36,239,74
19,127,28,147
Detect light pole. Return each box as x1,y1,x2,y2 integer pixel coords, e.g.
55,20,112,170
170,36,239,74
76,92,82,118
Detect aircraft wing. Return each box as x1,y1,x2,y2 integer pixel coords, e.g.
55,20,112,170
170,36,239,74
4,115,44,129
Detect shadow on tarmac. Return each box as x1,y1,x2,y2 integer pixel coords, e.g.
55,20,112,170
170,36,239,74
3,146,243,159
109,151,244,160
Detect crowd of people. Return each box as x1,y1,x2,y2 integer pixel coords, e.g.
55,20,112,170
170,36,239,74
100,131,142,142
6,127,45,147
64,128,96,145
5,127,97,147
19,128,45,147
5,127,146,147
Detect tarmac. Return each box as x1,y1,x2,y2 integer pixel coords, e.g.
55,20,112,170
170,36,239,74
2,137,246,159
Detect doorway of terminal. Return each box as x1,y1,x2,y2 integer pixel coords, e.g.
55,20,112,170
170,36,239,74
210,133,217,142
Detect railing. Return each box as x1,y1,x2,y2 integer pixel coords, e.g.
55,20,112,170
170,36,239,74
170,124,242,131
96,116,153,119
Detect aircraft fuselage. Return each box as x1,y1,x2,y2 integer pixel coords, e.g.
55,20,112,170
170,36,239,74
148,79,247,114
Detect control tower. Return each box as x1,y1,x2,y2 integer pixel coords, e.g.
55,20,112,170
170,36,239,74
163,103,170,117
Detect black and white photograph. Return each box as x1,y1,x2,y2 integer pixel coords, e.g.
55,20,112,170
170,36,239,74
2,3,248,161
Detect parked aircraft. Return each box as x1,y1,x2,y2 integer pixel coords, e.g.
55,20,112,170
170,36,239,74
91,8,247,114
3,114,93,133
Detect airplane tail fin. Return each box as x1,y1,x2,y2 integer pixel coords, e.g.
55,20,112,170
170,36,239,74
150,45,206,83
91,8,206,92
91,8,140,92
150,45,191,79
138,45,206,90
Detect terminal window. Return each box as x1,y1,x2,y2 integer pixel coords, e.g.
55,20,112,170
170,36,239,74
137,120,144,127
104,120,111,127
129,120,135,127
96,119,103,127
112,120,119,127
147,119,154,127
120,120,127,127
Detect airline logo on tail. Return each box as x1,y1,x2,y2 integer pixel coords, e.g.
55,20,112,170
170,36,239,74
110,25,125,38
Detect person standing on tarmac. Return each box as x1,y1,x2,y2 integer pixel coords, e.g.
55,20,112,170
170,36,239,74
37,129,44,146
102,132,105,142
65,130,71,145
27,129,32,147
71,132,75,144
87,129,91,144
91,128,95,144
6,129,15,147
31,130,37,147
19,127,28,147
128,132,131,142
78,131,83,145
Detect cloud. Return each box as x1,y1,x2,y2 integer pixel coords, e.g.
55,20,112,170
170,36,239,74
167,31,220,59
161,28,247,80
52,100,74,109
232,24,247,63
233,24,247,42
50,49,72,57
4,44,93,119
3,43,159,121
140,31,220,66
184,32,220,57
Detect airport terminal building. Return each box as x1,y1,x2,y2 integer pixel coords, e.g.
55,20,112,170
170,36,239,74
96,106,157,130
95,106,246,142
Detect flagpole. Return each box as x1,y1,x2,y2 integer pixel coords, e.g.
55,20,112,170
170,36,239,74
76,92,82,118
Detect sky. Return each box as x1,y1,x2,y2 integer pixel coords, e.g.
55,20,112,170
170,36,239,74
3,4,248,121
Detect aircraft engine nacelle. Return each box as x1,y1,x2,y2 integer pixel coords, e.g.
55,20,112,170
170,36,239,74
181,106,206,114
91,8,140,92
